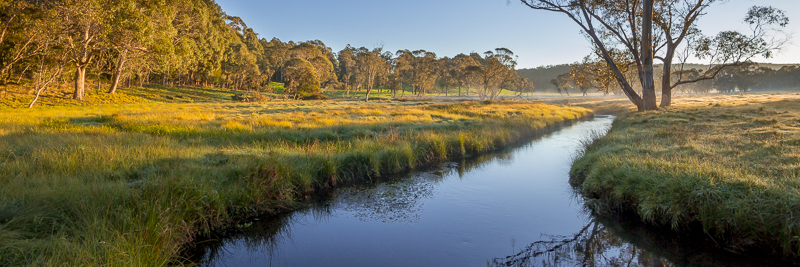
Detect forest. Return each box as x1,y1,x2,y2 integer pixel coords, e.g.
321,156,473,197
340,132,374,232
0,0,533,107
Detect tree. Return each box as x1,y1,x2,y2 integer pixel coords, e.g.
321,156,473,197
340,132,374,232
28,38,69,108
660,4,788,106
452,53,478,96
55,0,108,100
513,76,535,97
105,0,162,94
0,0,48,84
520,0,788,110
337,45,356,97
412,49,438,97
550,73,572,96
355,47,390,102
282,57,318,98
519,0,652,110
466,48,518,100
437,56,457,96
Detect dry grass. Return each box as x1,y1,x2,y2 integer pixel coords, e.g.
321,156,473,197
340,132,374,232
0,96,590,266
571,92,800,260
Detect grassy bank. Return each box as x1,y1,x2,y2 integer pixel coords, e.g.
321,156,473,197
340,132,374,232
0,95,589,266
571,93,800,259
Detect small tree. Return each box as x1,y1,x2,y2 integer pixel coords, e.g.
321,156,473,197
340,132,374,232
283,57,319,99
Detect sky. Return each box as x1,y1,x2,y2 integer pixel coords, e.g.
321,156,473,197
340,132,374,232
214,0,800,69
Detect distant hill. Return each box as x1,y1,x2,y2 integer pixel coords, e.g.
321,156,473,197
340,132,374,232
518,62,799,92
517,64,570,92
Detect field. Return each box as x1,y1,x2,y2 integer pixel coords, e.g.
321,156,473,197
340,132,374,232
0,85,590,266
571,93,800,259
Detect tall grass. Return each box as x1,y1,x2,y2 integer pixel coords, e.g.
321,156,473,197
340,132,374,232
0,98,589,266
570,93,800,260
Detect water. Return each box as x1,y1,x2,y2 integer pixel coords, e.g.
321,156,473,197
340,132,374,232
189,116,779,267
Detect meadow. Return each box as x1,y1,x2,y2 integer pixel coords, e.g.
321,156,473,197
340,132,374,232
571,93,800,260
0,85,590,266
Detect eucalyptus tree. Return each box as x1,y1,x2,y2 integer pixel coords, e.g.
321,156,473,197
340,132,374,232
167,0,231,87
437,56,458,96
260,37,288,83
452,53,479,96
105,0,165,94
0,0,48,83
28,33,69,107
550,73,572,96
653,3,787,106
286,41,335,90
513,77,535,97
282,57,319,98
467,48,518,100
411,49,438,96
53,0,109,100
519,0,656,110
219,15,260,90
337,45,356,96
519,0,788,110
393,49,415,95
355,46,390,101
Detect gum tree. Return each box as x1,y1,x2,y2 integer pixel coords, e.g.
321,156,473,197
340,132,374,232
520,0,656,110
55,0,108,100
520,0,788,110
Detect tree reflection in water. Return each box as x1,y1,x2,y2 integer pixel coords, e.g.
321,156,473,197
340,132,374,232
490,218,672,267
189,148,520,266
490,207,783,267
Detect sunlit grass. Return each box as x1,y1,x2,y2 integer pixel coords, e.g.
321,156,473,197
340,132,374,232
571,93,800,259
0,95,590,266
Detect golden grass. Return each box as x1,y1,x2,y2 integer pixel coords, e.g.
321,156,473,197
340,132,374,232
0,97,590,266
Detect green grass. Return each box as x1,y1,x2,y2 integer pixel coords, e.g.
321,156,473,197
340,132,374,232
571,93,800,260
0,85,590,266
323,87,533,100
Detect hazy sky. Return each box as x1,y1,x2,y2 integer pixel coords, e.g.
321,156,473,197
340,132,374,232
214,0,799,69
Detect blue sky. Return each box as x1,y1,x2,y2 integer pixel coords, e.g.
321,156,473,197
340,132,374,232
215,0,799,69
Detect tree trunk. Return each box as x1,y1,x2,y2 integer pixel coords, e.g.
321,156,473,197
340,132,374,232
659,47,676,107
29,86,45,108
640,0,658,111
74,66,86,100
16,65,29,84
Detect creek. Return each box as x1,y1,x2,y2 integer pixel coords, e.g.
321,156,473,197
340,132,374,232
188,115,774,266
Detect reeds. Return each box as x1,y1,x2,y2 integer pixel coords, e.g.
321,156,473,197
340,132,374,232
0,98,589,266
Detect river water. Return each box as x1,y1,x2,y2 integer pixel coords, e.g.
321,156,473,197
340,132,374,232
189,116,776,267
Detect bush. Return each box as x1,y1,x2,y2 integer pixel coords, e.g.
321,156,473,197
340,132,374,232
232,91,270,102
300,93,329,100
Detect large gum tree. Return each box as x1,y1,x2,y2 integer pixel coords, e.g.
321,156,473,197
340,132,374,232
520,0,788,110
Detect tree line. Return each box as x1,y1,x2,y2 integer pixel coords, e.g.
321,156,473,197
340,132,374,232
549,60,800,96
1,0,532,107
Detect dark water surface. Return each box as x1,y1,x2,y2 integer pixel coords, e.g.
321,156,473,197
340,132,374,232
190,116,777,267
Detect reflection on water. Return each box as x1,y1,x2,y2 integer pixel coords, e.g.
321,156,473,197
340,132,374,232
334,172,439,224
490,209,782,267
188,116,782,267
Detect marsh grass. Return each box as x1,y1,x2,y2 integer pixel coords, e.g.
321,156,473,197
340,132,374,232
571,93,800,260
0,96,589,266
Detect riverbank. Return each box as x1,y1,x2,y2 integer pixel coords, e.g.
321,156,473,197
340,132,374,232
571,93,800,261
0,98,589,266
